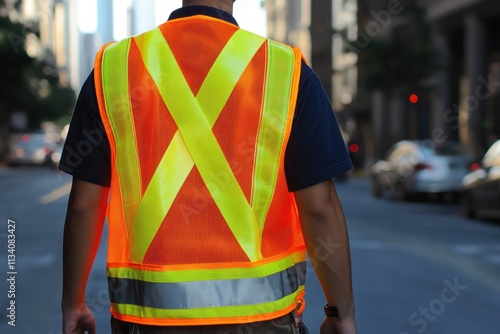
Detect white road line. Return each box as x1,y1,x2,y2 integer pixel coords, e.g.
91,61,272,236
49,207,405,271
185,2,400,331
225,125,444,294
39,182,72,204
17,254,57,269
452,244,486,254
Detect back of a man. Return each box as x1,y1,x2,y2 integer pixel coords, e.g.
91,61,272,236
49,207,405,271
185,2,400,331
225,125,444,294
60,1,357,333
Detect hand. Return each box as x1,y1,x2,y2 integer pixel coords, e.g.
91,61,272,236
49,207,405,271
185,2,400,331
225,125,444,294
62,304,96,334
320,317,357,334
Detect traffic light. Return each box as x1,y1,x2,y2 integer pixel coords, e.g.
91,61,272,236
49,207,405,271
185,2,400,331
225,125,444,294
409,94,419,104
349,143,359,154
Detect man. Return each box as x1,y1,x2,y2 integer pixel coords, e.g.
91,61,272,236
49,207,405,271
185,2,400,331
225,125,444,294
60,1,357,333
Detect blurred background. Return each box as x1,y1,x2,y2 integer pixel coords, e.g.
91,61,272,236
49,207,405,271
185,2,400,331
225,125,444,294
0,0,499,333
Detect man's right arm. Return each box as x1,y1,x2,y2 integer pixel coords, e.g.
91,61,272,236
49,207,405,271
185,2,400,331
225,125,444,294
62,178,109,334
294,179,357,334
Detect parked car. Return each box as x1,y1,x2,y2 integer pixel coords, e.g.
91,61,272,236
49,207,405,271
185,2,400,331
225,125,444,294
370,140,473,201
8,132,57,166
461,140,500,219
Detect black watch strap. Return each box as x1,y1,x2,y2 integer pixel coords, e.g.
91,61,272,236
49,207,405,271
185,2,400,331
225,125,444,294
324,304,340,318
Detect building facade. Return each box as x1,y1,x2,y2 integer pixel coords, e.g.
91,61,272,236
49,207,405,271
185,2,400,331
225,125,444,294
22,0,116,91
265,0,355,157
332,0,358,113
347,0,500,162
131,0,156,35
265,0,311,63
266,0,500,167
97,0,114,43
423,0,500,159
20,0,75,87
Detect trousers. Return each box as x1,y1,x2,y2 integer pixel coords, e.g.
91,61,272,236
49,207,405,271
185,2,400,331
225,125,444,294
111,313,308,334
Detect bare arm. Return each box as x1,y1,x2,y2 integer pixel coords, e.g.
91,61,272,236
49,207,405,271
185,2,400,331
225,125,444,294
62,178,109,334
294,179,357,333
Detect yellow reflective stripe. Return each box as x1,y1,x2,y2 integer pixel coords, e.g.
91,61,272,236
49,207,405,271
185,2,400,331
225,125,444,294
162,64,263,262
196,32,265,125
130,131,192,263
108,250,306,282
102,40,142,228
252,41,296,235
112,286,304,320
132,28,266,262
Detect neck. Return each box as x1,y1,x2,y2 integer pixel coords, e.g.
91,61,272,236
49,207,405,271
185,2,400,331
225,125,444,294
182,0,233,14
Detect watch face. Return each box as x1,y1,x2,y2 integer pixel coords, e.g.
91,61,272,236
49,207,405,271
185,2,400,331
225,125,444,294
324,304,339,317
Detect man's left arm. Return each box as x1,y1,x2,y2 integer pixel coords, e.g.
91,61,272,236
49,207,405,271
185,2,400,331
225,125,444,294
61,178,109,334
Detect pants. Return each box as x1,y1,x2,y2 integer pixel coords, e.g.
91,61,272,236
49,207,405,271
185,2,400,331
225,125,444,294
111,313,308,334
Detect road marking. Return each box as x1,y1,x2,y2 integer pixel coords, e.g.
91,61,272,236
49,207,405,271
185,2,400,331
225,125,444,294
15,254,57,271
388,236,500,294
21,254,56,267
354,228,500,294
452,244,485,254
40,182,72,204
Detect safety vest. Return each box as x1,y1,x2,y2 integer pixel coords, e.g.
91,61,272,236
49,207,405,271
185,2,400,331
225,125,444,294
94,15,306,326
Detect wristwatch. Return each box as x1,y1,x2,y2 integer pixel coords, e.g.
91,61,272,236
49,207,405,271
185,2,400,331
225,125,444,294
324,304,340,318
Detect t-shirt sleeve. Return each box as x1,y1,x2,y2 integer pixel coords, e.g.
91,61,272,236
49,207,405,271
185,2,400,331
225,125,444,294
58,70,112,187
284,61,353,192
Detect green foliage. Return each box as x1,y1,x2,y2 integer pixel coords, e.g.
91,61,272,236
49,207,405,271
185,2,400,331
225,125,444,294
38,86,76,124
0,0,22,12
0,14,34,117
0,1,75,128
349,0,442,94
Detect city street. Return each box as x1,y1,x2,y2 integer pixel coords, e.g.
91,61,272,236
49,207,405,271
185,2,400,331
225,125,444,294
0,166,499,333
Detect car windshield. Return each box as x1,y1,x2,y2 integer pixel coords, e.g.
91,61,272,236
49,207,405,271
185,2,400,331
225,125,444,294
16,133,47,147
420,142,466,157
433,145,466,156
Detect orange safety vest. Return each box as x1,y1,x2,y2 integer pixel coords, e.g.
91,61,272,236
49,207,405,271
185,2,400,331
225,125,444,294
94,15,305,326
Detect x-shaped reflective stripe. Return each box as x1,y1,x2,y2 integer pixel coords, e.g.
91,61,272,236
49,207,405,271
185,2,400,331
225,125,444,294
132,29,266,262
101,39,142,232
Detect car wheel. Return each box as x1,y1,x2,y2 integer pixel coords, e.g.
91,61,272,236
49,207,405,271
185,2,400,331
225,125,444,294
392,182,408,201
440,192,459,204
461,191,476,219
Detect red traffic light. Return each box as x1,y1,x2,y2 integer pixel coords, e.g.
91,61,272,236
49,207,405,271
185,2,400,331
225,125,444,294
409,94,419,104
349,143,359,154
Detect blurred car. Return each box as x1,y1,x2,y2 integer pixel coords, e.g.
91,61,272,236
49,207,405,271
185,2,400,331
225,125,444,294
50,143,64,168
370,140,473,201
8,132,57,166
461,140,500,219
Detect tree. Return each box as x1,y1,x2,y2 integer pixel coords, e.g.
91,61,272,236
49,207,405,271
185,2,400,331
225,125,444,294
0,0,75,129
0,5,34,122
350,0,442,95
337,0,443,161
0,0,75,162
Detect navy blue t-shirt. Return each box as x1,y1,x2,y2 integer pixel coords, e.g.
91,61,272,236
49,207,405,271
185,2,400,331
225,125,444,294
59,6,352,192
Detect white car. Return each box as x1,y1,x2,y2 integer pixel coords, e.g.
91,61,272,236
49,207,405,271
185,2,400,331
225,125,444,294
8,132,57,166
461,140,500,219
370,140,473,201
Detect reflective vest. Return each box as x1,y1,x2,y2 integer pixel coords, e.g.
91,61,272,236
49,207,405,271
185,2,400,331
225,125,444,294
94,15,306,326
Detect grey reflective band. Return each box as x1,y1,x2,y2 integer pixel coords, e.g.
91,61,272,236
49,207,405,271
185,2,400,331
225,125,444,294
108,262,306,309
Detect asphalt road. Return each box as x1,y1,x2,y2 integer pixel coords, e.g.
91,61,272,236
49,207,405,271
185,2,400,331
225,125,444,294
0,166,499,333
